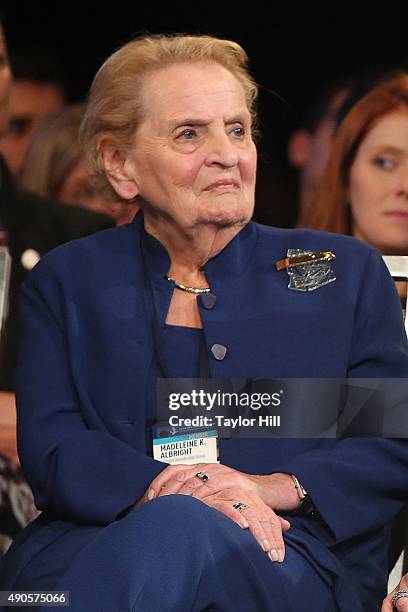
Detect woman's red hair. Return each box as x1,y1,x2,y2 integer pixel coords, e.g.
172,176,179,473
300,74,408,234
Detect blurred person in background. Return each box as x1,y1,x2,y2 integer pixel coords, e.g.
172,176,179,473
20,104,138,225
287,78,351,225
0,16,113,556
300,73,408,256
0,48,66,178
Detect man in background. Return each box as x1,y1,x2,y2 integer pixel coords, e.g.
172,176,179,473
0,48,66,178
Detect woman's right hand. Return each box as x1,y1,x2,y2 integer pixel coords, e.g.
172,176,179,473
191,487,290,562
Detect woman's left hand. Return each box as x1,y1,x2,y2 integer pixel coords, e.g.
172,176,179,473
198,487,290,562
382,573,408,610
147,463,300,513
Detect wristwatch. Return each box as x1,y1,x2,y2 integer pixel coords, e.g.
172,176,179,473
291,474,315,516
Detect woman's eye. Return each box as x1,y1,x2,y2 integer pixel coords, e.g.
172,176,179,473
177,129,196,140
231,126,245,138
374,157,396,170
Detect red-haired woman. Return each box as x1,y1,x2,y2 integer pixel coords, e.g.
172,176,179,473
301,74,408,256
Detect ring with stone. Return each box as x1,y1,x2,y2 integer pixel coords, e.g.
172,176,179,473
196,471,209,482
392,589,408,606
232,502,248,513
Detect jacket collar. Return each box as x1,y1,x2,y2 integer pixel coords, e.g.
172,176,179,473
133,210,258,284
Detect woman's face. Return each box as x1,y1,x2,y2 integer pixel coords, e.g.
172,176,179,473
58,157,103,210
349,110,408,254
118,61,257,230
58,157,137,226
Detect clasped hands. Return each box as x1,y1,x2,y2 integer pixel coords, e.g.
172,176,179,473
142,463,300,563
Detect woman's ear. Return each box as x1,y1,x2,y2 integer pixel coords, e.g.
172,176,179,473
287,130,311,168
98,138,139,200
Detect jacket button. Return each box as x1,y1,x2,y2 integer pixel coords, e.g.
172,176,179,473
200,293,217,309
211,344,227,360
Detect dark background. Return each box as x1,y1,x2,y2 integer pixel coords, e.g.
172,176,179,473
3,3,408,223
4,4,408,152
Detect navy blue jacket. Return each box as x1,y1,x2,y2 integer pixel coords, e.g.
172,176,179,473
1,214,408,610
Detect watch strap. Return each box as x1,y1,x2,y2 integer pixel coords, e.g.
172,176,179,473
290,474,315,517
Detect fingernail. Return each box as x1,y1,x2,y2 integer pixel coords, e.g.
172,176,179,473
268,549,279,562
147,488,155,501
262,538,271,552
240,519,249,529
277,549,285,563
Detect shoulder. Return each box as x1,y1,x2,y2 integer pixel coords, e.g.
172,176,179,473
5,189,113,252
253,222,376,257
25,192,113,235
50,200,114,238
1,156,112,245
25,220,138,290
252,222,382,272
249,222,392,302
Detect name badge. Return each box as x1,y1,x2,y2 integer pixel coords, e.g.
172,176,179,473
153,430,218,465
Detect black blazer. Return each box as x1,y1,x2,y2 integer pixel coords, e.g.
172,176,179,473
0,156,113,390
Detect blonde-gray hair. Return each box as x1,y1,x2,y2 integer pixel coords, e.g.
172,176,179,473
79,33,259,201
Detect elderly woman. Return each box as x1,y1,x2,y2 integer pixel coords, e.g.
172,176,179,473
0,34,407,612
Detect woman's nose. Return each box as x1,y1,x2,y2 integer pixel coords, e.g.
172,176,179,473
396,168,408,199
205,132,239,168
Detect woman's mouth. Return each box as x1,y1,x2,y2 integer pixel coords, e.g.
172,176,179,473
205,179,240,192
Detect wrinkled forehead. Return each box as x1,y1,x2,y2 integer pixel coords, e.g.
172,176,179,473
138,61,250,127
